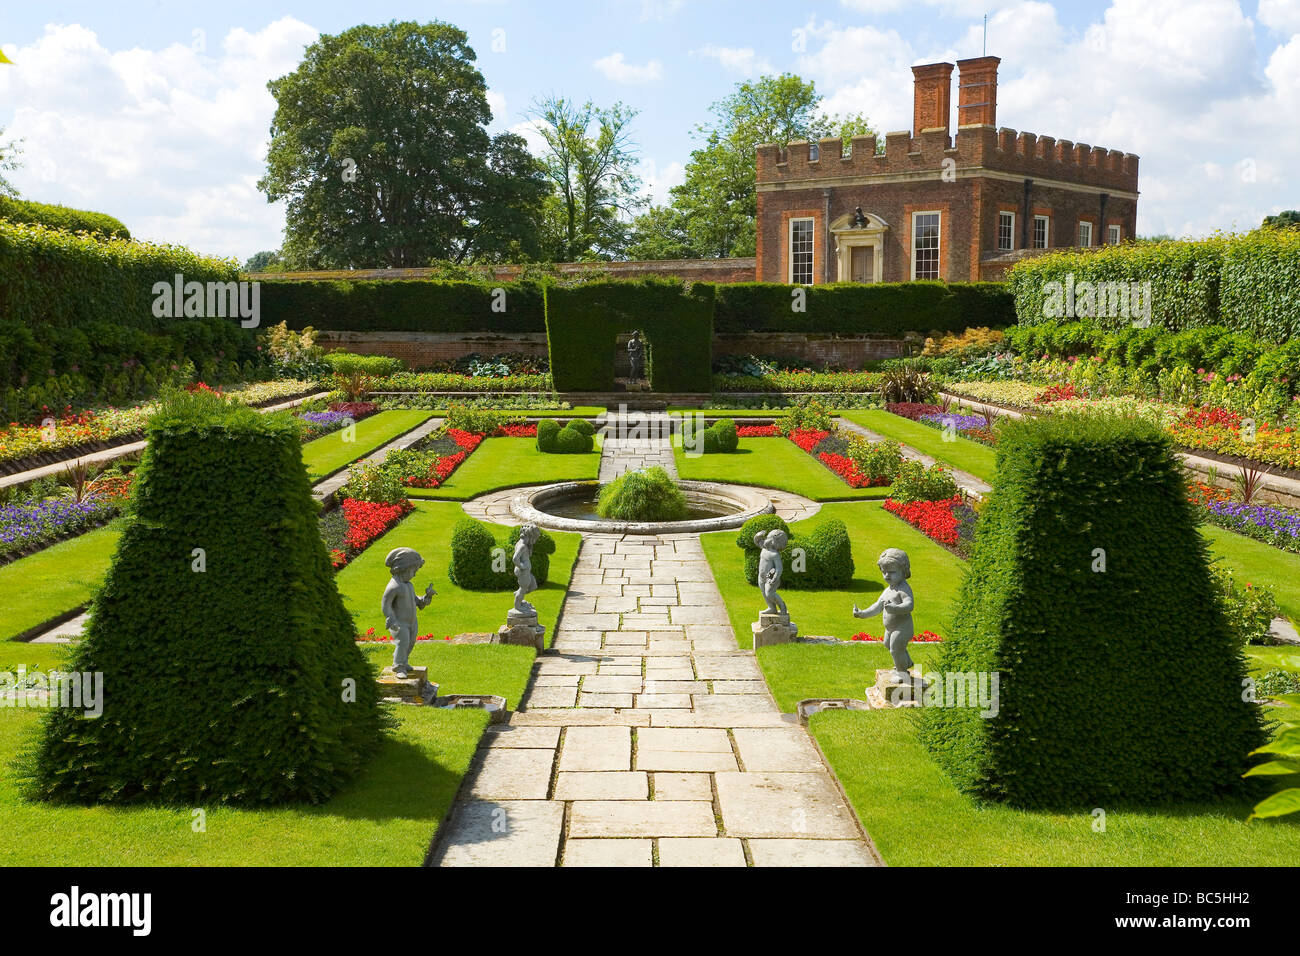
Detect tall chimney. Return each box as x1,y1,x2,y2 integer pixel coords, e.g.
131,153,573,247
911,62,954,137
956,55,1000,128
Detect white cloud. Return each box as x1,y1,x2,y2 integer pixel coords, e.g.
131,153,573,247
638,158,686,204
637,0,686,20
0,19,317,261
486,90,507,125
593,51,663,84
1258,0,1300,35
692,44,773,77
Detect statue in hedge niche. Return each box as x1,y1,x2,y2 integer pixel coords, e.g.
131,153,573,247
382,547,436,678
627,332,644,382
853,548,915,678
512,523,542,618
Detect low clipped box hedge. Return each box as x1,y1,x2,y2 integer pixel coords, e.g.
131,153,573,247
448,517,555,590
736,514,854,589
714,281,1012,336
537,418,594,453
546,279,714,392
685,417,738,453
257,278,547,333
0,197,130,239
921,414,1268,808
322,351,406,377
29,388,385,806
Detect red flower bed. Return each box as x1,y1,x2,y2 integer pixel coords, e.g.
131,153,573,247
339,498,412,555
787,428,830,452
1033,383,1080,404
882,495,963,546
884,402,942,420
447,428,484,452
737,424,779,437
401,427,485,488
494,423,537,437
355,627,447,643
850,630,943,642
818,452,888,488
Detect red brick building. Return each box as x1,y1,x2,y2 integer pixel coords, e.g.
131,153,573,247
755,56,1140,284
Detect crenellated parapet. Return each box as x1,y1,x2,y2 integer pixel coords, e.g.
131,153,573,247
756,124,1139,192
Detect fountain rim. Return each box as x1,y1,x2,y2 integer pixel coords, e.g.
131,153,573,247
509,479,776,534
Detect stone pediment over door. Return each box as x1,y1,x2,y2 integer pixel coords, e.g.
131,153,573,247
831,211,888,284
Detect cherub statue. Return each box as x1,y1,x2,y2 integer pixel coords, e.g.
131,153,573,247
382,547,436,678
627,332,644,381
853,548,915,678
754,528,789,616
513,523,541,616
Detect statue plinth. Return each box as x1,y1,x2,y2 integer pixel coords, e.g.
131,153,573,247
866,668,930,709
752,611,798,649
377,665,438,705
500,609,546,651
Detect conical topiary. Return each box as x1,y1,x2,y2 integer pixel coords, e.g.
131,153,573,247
30,388,386,805
921,414,1267,808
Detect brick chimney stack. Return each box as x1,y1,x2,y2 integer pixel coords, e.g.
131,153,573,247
911,62,954,137
956,56,1000,128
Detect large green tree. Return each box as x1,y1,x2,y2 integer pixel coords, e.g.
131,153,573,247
531,97,645,261
628,74,872,259
258,20,548,269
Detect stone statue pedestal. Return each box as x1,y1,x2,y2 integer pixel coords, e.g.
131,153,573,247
377,665,438,706
866,667,930,709
500,609,546,652
752,611,798,649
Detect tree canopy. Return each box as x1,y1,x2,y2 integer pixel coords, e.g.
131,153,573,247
258,20,548,269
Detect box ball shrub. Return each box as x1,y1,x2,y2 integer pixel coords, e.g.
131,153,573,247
538,419,594,454
735,514,854,589
921,414,1269,808
598,466,688,522
448,516,554,590
29,388,386,806
702,418,739,454
566,418,596,437
536,419,560,452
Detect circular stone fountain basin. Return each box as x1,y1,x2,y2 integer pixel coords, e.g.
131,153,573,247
511,480,775,534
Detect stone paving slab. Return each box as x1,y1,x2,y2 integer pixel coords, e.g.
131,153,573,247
658,838,748,867
563,839,653,867
568,800,717,838
715,772,862,840
554,771,648,800
559,726,630,771
465,748,554,800
652,772,714,801
747,839,879,867
434,800,564,867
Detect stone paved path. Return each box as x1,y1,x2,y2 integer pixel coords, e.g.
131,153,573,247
431,414,878,867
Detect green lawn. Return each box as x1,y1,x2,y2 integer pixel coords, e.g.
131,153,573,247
811,708,1300,866
0,641,533,866
301,410,434,480
336,499,581,646
406,436,602,501
0,523,122,641
673,435,889,501
841,408,999,481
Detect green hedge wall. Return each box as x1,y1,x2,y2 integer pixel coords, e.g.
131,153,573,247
0,197,131,239
545,279,714,392
1007,233,1300,341
714,281,1013,335
30,389,385,805
0,220,238,331
256,279,547,333
921,414,1267,808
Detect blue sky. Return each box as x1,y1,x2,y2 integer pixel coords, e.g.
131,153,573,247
3,0,1299,261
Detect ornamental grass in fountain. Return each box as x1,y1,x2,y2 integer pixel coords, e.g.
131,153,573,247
597,466,689,522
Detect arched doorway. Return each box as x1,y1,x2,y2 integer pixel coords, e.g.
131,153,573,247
831,210,889,283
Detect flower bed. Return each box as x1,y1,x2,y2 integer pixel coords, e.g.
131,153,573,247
736,424,779,437
713,370,883,393
371,371,551,393
396,428,484,489
850,630,944,642
326,497,413,569
0,496,122,560
493,423,537,438
882,494,977,557
356,627,448,643
786,428,829,453
1201,499,1300,554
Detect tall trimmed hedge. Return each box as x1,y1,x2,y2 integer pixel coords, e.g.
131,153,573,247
0,220,238,330
30,390,385,805
257,279,547,333
0,197,130,239
921,415,1267,808
545,279,714,392
714,281,1012,335
1008,232,1300,341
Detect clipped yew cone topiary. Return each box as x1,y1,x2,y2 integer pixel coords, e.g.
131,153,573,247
30,388,387,805
921,414,1268,808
